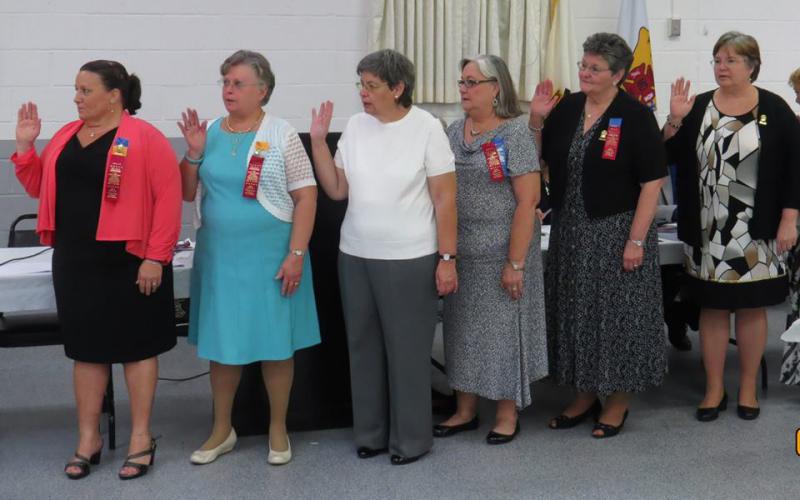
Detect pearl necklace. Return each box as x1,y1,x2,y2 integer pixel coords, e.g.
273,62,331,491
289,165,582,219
223,110,265,156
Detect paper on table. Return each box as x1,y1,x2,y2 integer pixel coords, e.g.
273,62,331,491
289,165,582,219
780,318,800,343
172,251,194,268
0,260,53,277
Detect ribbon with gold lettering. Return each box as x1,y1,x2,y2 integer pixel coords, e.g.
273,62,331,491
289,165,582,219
105,137,129,201
242,140,269,199
601,118,622,160
482,141,505,182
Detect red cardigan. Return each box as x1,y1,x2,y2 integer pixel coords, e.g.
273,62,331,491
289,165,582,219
11,112,182,263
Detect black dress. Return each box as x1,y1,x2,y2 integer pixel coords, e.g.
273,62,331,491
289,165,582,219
52,130,176,363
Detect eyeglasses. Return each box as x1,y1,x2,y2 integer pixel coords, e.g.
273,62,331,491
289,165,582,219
576,62,612,75
457,78,497,89
218,79,264,90
710,57,747,67
355,81,389,92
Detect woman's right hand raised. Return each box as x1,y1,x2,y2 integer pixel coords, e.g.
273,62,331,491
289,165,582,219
16,102,41,154
177,108,207,158
669,77,695,121
529,80,559,122
310,101,334,141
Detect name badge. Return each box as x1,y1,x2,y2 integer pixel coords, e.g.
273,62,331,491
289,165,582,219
481,142,505,182
105,137,129,201
242,141,270,199
601,118,622,160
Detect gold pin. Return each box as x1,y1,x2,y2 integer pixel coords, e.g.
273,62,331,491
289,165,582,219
599,130,608,141
758,114,767,125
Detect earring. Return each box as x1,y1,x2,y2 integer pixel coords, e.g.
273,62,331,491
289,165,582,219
394,95,399,100
492,97,499,107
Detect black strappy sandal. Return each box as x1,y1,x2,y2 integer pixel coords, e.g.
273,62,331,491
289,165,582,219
118,438,156,480
64,448,102,480
591,410,629,439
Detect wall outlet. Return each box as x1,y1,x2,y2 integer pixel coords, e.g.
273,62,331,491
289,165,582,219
669,18,681,37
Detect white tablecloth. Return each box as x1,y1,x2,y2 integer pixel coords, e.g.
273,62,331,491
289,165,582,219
0,247,193,313
0,228,683,314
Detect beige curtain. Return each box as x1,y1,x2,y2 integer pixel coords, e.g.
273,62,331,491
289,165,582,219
370,0,547,103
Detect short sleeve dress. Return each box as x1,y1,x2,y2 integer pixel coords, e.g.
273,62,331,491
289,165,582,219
188,117,321,364
442,116,548,408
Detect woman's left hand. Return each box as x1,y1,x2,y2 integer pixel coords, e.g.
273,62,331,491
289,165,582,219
275,254,304,297
501,264,524,301
436,261,458,296
137,260,163,296
623,240,644,272
777,218,798,254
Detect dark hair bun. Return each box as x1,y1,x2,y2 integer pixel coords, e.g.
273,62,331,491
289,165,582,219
126,73,142,115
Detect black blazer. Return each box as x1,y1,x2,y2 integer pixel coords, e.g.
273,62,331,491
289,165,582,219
542,90,667,218
666,87,800,246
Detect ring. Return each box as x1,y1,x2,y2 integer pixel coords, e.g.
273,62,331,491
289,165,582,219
511,286,518,291
293,281,299,286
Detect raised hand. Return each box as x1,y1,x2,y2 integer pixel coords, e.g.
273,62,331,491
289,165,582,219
177,108,207,158
529,80,559,121
16,102,42,154
669,77,696,121
310,101,334,141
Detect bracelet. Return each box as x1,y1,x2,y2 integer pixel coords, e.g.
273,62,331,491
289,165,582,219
665,115,682,130
628,239,644,247
289,249,305,257
184,152,204,165
528,123,544,132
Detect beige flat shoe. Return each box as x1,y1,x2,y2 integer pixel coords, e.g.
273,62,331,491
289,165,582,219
190,428,237,465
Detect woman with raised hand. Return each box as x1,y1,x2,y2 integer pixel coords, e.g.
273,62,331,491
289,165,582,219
12,60,181,479
179,50,320,466
310,49,457,465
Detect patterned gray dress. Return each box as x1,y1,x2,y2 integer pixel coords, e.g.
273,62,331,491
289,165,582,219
442,116,548,409
546,114,666,395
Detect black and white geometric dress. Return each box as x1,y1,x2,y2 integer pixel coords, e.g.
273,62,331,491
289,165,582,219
683,101,788,309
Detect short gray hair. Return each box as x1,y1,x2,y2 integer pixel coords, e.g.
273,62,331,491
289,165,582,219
460,55,522,118
220,50,275,105
582,33,633,83
356,49,415,108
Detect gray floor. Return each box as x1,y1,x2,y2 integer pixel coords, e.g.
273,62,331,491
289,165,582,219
2,307,799,500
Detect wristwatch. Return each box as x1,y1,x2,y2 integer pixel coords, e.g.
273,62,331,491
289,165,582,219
439,253,457,262
508,259,525,271
290,249,305,257
629,239,644,247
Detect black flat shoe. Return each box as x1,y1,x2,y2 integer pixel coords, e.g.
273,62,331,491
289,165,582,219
696,392,727,422
119,438,156,480
485,422,520,445
549,399,602,429
390,452,427,465
356,446,388,459
667,325,692,351
64,448,102,480
592,410,628,439
432,416,479,438
737,404,760,420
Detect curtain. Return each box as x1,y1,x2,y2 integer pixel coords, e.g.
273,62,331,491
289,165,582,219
370,0,547,103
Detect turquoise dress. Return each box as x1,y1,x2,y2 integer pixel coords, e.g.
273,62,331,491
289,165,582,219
188,121,320,364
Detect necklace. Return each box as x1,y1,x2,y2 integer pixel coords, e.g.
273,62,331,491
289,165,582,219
223,110,265,156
